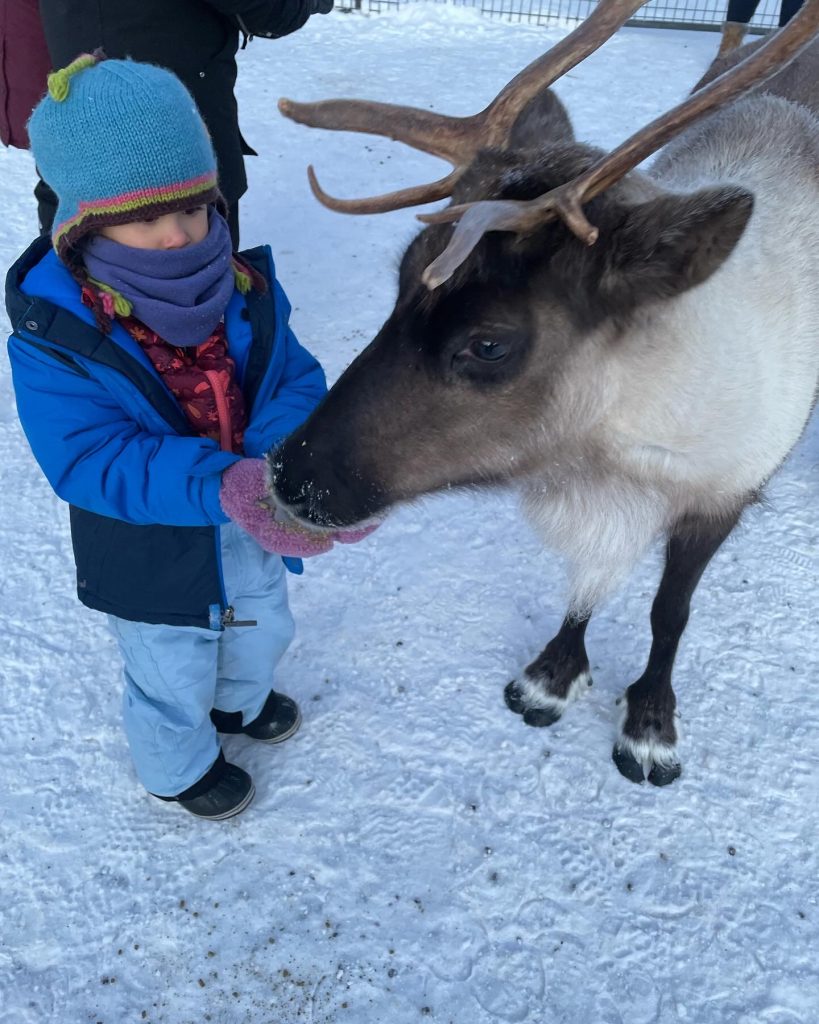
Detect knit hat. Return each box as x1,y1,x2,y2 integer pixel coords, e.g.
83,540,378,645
28,52,222,263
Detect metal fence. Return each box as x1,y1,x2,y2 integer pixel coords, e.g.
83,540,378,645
335,0,784,31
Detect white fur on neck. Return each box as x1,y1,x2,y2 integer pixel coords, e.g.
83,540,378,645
520,96,819,614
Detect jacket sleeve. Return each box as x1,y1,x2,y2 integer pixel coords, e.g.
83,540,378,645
244,323,327,457
8,337,240,527
203,0,315,39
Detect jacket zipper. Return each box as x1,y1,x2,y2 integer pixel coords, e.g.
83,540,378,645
221,605,257,628
204,369,234,452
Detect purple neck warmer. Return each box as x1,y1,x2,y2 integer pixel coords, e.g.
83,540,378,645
82,208,235,346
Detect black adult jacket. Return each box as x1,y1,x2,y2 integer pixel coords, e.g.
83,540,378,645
0,0,51,148
38,0,316,206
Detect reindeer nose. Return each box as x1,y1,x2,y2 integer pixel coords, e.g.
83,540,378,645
271,433,384,530
268,447,333,526
269,457,310,515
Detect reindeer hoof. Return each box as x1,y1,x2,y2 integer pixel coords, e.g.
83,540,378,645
647,761,682,787
523,706,562,727
504,681,527,715
612,744,645,783
505,680,568,726
612,744,682,786
505,682,561,726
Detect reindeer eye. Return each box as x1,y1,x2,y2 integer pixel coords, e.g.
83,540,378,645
468,338,511,362
447,322,527,384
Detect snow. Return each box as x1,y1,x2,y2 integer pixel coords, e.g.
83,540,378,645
1,6,817,1023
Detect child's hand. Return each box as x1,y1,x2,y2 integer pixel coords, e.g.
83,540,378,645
220,459,334,557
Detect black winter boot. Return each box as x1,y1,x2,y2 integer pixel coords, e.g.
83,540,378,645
210,690,302,744
155,751,255,820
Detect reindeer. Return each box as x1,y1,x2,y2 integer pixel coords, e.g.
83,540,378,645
270,0,819,785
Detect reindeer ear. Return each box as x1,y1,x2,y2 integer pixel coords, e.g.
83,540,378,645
506,89,575,150
599,185,754,309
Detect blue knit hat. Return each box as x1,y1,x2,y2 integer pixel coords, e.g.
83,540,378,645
28,52,222,262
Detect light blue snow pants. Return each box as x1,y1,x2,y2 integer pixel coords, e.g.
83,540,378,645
108,523,295,797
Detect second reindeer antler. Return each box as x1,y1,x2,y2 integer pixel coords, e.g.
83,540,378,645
419,0,819,288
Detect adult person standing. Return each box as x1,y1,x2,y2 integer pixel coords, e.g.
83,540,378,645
36,0,333,247
0,0,51,149
717,0,804,56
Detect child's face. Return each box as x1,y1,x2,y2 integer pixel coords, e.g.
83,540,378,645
99,206,209,250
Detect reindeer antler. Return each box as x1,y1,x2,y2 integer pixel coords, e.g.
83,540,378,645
278,0,650,214
419,0,819,288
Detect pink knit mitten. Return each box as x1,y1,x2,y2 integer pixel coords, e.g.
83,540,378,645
334,523,380,544
219,459,334,558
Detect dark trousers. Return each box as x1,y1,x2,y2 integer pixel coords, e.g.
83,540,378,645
725,0,803,26
35,177,241,249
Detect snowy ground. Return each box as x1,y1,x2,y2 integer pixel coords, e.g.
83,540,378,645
1,7,817,1024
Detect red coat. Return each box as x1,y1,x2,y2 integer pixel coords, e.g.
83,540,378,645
0,0,51,148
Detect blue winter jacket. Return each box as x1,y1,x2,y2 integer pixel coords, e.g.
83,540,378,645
5,235,327,628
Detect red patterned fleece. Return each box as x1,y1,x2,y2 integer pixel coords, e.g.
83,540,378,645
121,316,248,454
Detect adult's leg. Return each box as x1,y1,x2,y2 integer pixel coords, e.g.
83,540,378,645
718,0,759,55
725,0,760,22
778,0,803,26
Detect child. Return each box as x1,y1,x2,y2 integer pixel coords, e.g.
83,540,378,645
6,53,365,820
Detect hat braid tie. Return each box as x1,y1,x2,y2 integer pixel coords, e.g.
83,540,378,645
86,277,133,318
232,260,253,295
232,257,267,295
47,51,104,102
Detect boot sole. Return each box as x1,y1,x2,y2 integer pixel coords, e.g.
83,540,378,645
249,706,302,745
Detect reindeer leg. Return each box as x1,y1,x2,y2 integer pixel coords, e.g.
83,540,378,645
613,511,741,786
505,614,592,726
